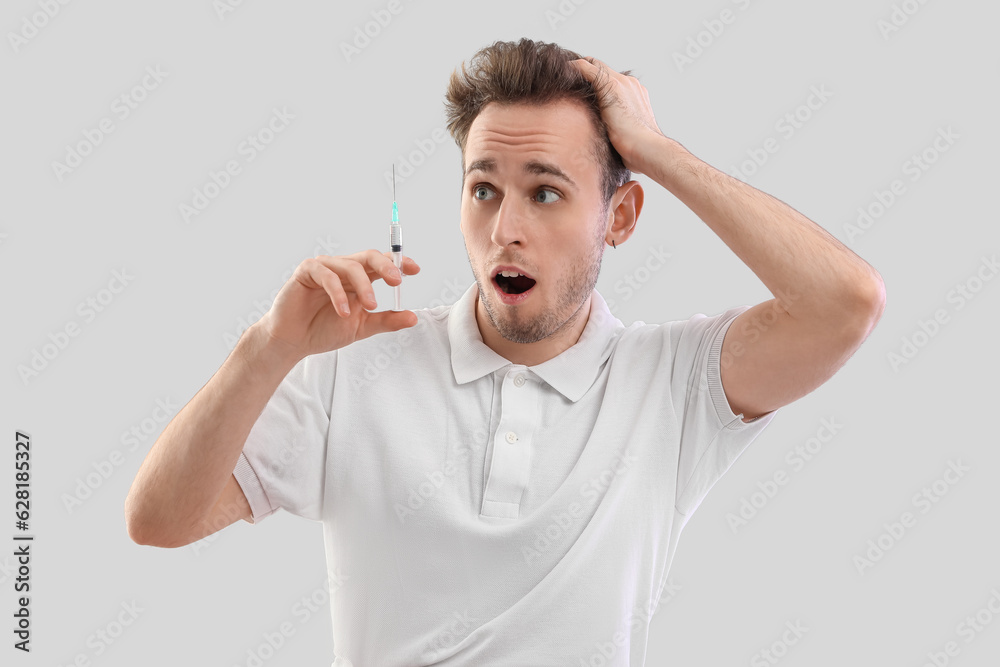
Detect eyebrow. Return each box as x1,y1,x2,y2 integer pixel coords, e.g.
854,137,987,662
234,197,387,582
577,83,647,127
464,157,578,191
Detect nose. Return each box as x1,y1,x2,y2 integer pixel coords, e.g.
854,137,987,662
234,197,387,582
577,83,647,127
490,197,525,248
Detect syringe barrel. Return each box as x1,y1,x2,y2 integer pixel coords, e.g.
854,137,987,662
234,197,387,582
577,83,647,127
390,222,402,251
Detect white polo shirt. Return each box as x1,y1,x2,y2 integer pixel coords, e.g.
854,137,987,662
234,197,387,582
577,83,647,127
233,282,777,667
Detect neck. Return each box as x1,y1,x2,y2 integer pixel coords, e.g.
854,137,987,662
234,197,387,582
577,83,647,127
474,286,592,366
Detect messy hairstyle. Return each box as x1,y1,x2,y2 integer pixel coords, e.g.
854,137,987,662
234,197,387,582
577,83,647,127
444,38,631,215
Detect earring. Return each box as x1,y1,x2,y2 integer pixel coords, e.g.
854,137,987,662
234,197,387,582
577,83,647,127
612,240,616,250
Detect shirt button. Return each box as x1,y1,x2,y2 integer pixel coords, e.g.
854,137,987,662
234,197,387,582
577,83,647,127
505,431,518,444
513,375,526,387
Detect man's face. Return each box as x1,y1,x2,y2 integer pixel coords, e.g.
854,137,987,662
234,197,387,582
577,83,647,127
460,98,609,345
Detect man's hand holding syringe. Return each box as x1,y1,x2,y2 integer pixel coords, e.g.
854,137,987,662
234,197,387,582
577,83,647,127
262,164,416,360
126,218,419,548
261,248,420,362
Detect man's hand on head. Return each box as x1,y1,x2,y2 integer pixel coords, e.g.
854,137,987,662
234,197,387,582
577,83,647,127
569,56,668,177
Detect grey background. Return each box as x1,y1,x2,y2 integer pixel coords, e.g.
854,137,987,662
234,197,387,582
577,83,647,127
2,0,998,665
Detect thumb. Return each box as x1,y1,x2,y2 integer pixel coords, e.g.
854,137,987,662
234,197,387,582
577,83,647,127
357,310,419,340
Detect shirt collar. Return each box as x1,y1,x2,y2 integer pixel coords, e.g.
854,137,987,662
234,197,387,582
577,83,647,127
448,282,624,403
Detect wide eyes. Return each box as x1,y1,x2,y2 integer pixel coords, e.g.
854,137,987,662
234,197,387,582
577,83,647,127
534,189,560,204
472,184,561,204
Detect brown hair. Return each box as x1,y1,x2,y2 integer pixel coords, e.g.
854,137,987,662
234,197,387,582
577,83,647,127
444,38,631,214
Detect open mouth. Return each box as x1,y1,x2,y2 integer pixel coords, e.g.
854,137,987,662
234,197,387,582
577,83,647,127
494,272,536,295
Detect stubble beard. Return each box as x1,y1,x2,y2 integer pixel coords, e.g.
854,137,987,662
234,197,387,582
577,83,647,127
468,222,606,345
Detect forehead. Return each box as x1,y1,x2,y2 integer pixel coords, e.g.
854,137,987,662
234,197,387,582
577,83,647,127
463,99,600,186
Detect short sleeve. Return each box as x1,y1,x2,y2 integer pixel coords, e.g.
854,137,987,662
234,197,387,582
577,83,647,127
232,350,336,524
669,306,777,517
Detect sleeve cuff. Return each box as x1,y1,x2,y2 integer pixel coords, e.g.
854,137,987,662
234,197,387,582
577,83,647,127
233,451,277,524
706,308,775,430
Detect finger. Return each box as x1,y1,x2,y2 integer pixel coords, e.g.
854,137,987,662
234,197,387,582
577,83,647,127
358,309,418,339
369,250,403,286
400,255,421,274
575,56,609,75
312,255,378,310
304,258,351,317
569,58,596,77
380,252,421,283
338,258,379,310
354,248,401,285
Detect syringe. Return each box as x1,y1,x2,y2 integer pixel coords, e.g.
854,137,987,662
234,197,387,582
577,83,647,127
390,164,402,311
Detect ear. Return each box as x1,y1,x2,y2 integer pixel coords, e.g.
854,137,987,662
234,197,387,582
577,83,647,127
604,180,643,247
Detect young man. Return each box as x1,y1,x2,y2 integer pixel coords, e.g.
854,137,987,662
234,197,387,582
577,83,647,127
126,38,884,666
